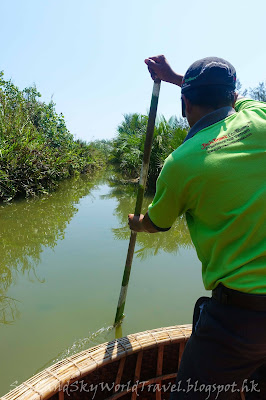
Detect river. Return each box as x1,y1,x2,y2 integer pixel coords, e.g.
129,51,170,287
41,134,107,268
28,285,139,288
0,171,207,396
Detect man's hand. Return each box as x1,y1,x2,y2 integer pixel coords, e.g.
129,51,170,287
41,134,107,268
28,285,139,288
128,214,145,232
144,55,183,86
128,213,159,233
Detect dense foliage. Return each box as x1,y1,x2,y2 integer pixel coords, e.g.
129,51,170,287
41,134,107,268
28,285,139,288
0,72,105,201
111,113,188,190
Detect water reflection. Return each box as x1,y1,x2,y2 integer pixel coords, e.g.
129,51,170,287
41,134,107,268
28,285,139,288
0,295,20,324
102,176,193,260
0,174,100,324
0,172,193,324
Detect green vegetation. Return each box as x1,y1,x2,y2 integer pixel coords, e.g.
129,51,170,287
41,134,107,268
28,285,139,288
111,113,188,190
0,72,105,201
1,71,265,202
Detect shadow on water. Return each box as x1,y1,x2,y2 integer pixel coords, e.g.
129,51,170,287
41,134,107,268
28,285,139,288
0,173,102,324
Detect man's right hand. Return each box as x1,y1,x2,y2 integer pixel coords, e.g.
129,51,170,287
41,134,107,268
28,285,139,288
144,55,183,87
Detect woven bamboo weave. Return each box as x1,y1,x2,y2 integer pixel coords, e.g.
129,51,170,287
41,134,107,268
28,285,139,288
1,325,192,400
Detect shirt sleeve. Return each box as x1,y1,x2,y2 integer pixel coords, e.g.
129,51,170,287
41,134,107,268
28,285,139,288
235,98,266,112
148,174,184,231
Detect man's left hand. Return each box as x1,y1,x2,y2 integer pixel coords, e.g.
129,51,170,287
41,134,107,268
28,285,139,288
128,213,159,233
128,214,145,232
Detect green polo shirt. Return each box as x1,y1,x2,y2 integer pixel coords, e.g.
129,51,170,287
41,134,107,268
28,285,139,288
148,98,266,293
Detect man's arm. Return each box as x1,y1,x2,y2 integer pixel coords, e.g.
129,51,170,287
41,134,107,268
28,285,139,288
128,56,185,234
144,55,183,86
128,212,159,233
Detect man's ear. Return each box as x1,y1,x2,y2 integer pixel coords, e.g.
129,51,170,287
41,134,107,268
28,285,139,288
232,92,238,108
183,95,192,114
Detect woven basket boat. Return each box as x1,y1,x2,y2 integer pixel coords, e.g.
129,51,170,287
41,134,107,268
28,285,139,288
2,325,193,400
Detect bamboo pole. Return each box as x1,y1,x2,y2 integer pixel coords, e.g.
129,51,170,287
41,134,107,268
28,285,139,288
114,80,161,326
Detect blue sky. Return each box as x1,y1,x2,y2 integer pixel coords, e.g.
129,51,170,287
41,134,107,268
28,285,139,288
1,0,265,141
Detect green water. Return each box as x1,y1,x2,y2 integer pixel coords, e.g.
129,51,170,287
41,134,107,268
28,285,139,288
0,172,206,396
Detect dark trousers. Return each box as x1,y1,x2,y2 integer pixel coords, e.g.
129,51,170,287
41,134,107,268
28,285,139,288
170,294,266,400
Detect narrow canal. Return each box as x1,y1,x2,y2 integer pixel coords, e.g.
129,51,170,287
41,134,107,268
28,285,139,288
0,172,207,396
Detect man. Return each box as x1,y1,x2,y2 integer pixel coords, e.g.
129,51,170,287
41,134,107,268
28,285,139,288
128,55,266,399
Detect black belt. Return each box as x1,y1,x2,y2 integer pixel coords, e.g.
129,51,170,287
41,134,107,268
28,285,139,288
212,284,266,311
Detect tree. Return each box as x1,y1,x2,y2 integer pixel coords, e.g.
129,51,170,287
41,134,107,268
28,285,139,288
249,82,266,102
236,79,248,97
111,113,188,189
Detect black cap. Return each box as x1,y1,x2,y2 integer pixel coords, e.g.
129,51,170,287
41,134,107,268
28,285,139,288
181,57,236,94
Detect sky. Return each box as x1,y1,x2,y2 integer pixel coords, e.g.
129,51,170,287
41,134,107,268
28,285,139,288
1,0,266,142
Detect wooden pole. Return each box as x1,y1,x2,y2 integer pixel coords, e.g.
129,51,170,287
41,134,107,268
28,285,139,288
114,80,161,326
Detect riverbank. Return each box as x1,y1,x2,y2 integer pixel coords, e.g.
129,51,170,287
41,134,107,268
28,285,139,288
0,72,106,201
